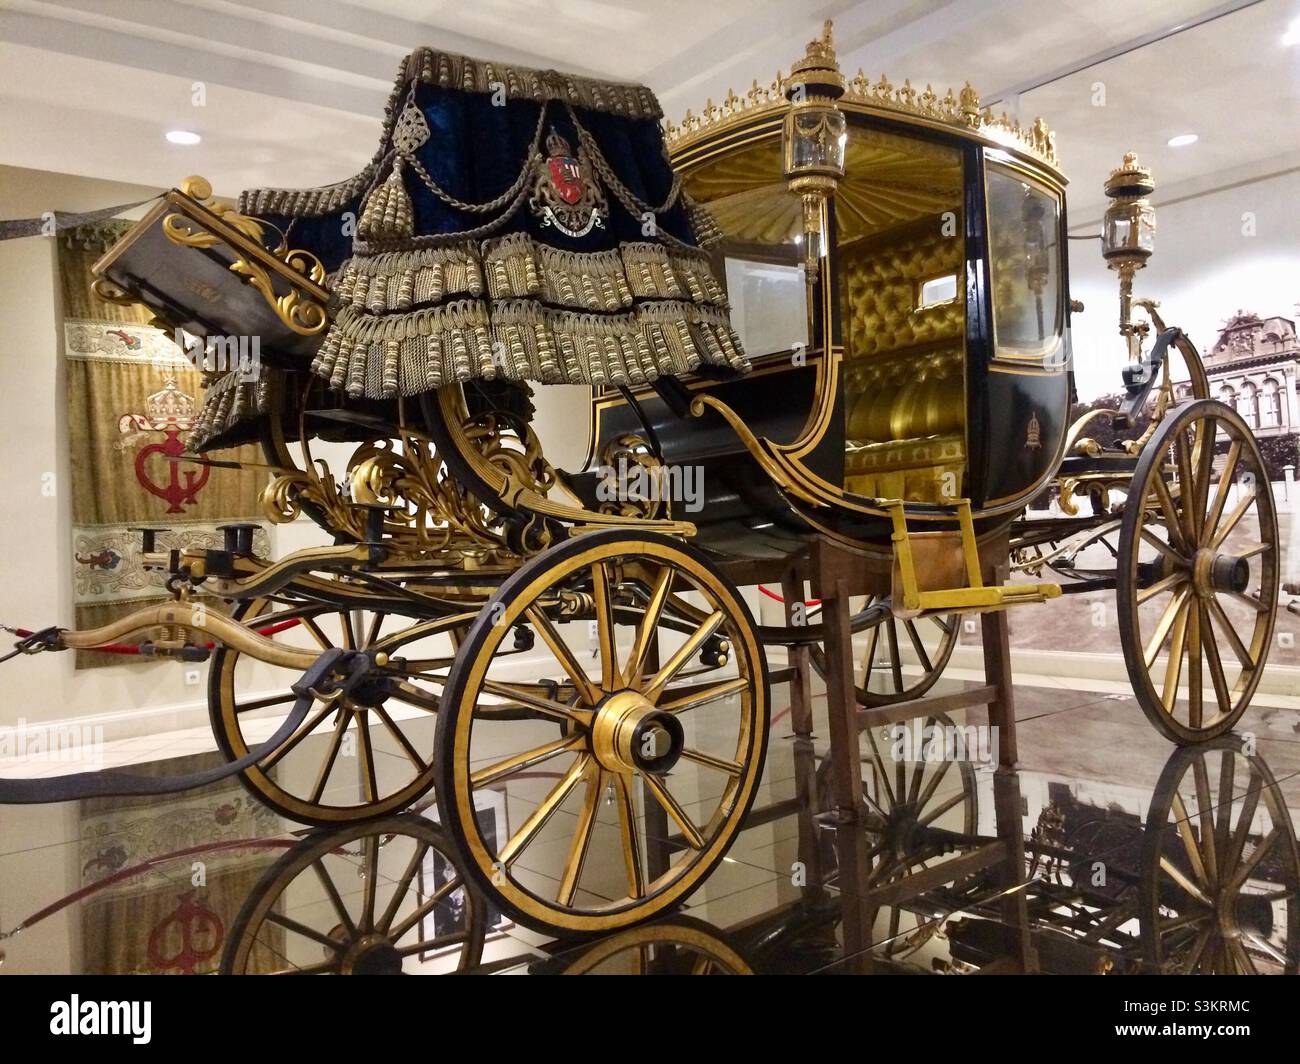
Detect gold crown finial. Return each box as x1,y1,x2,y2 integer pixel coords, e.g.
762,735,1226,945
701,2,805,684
790,18,842,81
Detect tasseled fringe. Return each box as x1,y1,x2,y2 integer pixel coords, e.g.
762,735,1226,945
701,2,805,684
187,371,274,452
358,158,415,243
328,233,726,317
313,299,747,400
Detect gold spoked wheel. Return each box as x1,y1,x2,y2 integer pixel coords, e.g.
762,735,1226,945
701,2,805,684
211,597,473,824
1140,740,1299,974
810,603,958,706
550,918,753,974
221,815,486,974
1117,399,1279,742
434,530,769,935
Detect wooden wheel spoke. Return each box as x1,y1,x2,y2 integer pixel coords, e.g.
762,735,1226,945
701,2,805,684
388,876,459,941
525,606,600,707
914,754,954,812
356,718,379,804
266,912,343,951
883,619,904,693
1187,600,1203,729
1137,570,1187,605
1150,469,1190,553
499,755,590,866
642,611,724,702
659,677,747,715
1233,826,1281,884
612,772,645,899
234,692,299,715
480,679,594,727
860,624,881,687
642,772,704,849
471,734,586,788
1210,488,1255,551
385,679,442,713
372,705,429,772
1158,854,1213,907
1223,779,1261,878
557,763,603,906
1203,439,1241,544
864,727,897,808
1191,759,1217,879
257,700,338,771
623,566,673,689
308,712,351,803
364,611,386,649
1139,526,1184,565
340,611,357,651
1171,793,1212,888
359,834,380,931
1160,596,1192,710
903,620,933,674
1200,604,1232,718
1190,417,1217,542
301,616,333,650
1174,428,1199,545
918,788,964,826
1213,750,1236,863
1205,598,1255,669
1143,585,1191,669
679,747,743,776
590,561,618,691
393,932,469,958
377,841,430,934
312,858,356,937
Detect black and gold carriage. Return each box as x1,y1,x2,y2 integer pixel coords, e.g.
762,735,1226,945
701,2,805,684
8,23,1278,935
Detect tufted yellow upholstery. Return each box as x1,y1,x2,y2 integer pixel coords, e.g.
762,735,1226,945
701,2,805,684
839,215,967,504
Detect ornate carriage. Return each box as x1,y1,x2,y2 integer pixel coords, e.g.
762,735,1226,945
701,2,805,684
2,23,1278,935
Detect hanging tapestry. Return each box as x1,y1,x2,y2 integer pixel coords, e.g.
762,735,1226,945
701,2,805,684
78,756,284,974
60,221,270,667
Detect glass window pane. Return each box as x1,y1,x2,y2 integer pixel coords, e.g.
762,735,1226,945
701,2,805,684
987,163,1062,355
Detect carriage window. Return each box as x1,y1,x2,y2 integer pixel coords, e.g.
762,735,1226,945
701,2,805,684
986,163,1062,355
918,273,959,308
836,125,966,505
723,253,809,357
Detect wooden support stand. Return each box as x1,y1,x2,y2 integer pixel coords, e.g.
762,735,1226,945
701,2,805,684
805,533,1038,972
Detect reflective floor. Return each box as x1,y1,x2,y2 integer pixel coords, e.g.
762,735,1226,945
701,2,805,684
1,666,1297,975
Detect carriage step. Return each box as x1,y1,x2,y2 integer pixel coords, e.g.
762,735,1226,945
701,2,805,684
883,498,1061,617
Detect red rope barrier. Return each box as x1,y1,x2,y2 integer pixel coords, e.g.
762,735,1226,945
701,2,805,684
757,585,822,607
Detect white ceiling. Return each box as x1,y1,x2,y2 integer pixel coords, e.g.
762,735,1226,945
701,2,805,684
0,0,1297,216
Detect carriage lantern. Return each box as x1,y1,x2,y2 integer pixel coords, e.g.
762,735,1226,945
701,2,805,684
782,21,847,283
1102,152,1157,359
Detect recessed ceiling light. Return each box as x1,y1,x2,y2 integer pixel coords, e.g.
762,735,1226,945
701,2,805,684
1167,133,1198,147
165,130,201,146
1284,17,1300,46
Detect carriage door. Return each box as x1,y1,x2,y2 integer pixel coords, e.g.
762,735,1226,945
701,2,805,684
975,157,1070,510
836,125,968,505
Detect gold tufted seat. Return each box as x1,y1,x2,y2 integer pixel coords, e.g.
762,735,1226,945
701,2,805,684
838,214,967,504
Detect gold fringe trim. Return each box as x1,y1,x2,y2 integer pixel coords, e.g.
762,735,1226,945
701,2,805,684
402,47,661,119
311,299,747,399
329,233,726,317
188,369,276,452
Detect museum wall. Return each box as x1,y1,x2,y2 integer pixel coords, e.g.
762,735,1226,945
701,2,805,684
0,164,299,732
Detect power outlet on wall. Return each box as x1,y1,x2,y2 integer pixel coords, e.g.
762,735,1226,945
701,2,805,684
183,667,202,686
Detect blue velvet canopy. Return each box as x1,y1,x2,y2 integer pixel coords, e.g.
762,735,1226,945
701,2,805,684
189,48,745,448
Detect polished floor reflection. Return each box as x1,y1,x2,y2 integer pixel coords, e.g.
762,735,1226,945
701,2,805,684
1,669,1296,974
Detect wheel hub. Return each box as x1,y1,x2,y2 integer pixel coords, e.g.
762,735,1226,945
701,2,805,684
590,690,684,774
1193,548,1250,597
339,933,403,975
